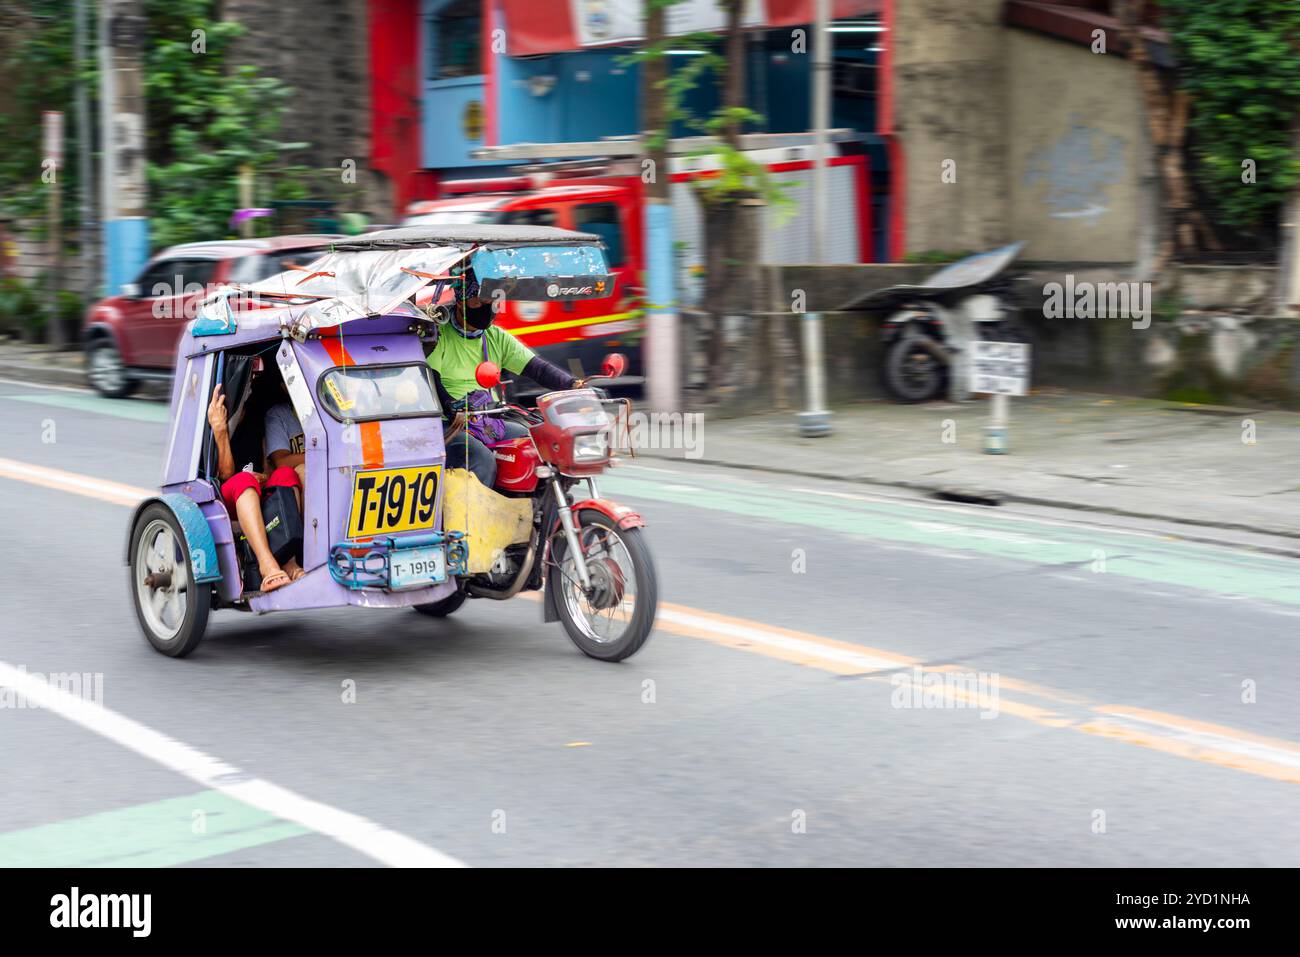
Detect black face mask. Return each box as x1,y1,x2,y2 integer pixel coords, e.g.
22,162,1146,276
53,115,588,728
463,301,494,331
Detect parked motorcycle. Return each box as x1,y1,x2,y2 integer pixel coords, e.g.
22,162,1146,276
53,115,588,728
852,242,1031,403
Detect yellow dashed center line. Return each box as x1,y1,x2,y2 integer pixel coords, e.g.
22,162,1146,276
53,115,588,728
7,455,1298,785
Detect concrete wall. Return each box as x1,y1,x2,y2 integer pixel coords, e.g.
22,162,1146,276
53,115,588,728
686,262,1300,418
891,2,1150,265
892,0,1010,255
1005,30,1147,263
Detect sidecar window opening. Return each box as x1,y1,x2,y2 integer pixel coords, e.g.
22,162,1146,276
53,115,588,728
202,343,285,482
316,363,442,424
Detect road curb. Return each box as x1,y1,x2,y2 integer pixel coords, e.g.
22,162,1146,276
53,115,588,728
0,357,87,389
637,450,1300,552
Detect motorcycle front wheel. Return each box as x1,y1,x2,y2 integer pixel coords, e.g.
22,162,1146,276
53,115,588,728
549,510,658,662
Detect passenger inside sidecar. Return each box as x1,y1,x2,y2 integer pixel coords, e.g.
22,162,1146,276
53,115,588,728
204,347,307,594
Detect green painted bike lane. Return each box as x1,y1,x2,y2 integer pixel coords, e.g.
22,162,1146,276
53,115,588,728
5,388,1291,606
0,791,309,867
604,470,1300,607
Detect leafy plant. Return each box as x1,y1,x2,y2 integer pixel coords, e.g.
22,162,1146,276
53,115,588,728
1159,0,1300,232
622,6,791,213
902,250,974,265
0,0,89,227
0,276,47,335
0,278,43,335
143,0,312,248
0,0,316,250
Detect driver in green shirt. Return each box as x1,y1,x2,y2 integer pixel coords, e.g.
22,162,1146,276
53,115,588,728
427,274,577,487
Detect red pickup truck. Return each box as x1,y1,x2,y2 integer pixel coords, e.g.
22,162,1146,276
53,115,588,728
81,234,342,397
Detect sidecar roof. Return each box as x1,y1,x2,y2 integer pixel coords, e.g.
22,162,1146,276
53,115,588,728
182,225,611,355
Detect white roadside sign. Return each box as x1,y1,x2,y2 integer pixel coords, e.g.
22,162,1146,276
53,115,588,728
970,340,1031,396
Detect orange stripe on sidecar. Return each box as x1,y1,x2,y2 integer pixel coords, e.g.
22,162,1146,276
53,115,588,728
318,333,385,470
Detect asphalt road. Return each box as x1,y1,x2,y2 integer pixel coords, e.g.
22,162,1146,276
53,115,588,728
1,376,1298,867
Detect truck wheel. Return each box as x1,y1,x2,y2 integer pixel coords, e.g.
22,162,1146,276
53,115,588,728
883,336,946,403
129,504,210,658
87,339,138,399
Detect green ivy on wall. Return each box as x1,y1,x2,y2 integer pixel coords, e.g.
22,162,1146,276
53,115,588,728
1160,0,1300,232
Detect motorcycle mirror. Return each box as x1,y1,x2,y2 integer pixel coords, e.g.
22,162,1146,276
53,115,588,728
475,361,501,390
600,353,627,380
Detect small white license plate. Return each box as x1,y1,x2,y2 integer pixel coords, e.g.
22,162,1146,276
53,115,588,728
389,544,447,590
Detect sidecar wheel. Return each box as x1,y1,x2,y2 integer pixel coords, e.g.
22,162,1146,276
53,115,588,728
413,587,468,618
129,504,210,658
550,510,658,662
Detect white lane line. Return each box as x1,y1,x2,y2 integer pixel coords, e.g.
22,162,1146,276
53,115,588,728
0,661,465,868
1097,709,1300,771
656,607,908,673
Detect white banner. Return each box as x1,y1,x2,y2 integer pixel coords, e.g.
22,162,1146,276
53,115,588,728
570,0,765,46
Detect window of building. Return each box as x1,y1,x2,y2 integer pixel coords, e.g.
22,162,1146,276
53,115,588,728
427,0,481,81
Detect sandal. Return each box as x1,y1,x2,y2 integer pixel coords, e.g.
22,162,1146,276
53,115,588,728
260,570,291,593
287,565,306,582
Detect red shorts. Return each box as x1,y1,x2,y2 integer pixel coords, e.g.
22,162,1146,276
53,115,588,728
221,466,299,514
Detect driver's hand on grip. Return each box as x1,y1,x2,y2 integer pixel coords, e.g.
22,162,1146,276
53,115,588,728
444,411,468,439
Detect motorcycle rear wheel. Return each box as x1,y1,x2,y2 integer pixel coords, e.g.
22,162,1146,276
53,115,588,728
883,336,946,403
550,510,658,662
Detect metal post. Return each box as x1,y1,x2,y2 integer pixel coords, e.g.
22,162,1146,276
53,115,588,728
238,165,255,239
643,1,679,413
796,0,833,437
43,111,64,348
985,392,1008,454
99,0,149,295
74,0,96,299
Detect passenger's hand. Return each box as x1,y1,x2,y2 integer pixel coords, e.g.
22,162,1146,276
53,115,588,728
207,384,229,437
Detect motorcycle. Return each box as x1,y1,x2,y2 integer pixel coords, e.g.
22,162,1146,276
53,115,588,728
851,242,1031,403
415,353,659,662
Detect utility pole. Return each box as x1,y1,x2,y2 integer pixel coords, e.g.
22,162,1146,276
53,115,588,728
642,0,680,412
74,0,96,299
43,111,64,348
796,0,833,436
98,0,149,295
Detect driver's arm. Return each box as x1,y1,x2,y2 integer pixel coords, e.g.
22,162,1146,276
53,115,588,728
498,331,576,392
522,355,577,392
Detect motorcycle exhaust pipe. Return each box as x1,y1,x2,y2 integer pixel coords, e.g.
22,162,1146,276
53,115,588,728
464,530,539,601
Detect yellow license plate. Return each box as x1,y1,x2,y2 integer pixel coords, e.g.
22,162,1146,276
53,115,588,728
347,465,441,539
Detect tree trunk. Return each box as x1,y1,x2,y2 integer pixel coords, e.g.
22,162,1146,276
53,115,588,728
1115,0,1203,282
722,0,746,148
